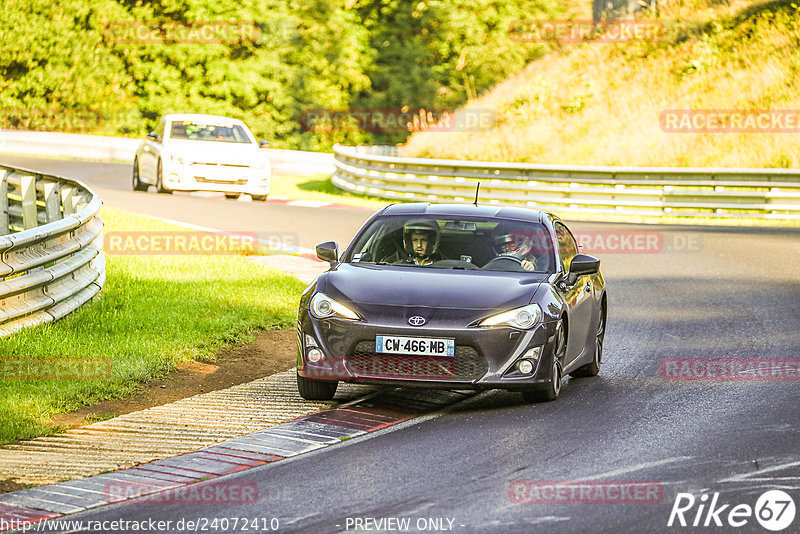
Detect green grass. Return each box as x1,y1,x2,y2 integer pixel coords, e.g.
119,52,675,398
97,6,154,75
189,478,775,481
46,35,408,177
0,207,306,445
271,173,388,209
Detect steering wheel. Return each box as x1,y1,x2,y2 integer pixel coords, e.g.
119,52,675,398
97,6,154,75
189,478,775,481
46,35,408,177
482,255,529,271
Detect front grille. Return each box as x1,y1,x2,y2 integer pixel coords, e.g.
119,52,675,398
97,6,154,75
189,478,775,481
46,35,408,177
194,162,250,168
194,176,248,185
347,341,488,381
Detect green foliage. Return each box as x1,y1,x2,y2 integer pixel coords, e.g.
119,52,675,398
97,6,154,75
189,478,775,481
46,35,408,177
0,0,558,149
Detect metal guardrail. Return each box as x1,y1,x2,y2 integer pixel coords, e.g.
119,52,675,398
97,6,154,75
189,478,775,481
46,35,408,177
0,165,104,336
0,130,335,175
332,145,800,219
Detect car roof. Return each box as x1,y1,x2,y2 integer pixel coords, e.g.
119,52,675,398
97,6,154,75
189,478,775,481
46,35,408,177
162,113,246,125
379,203,549,224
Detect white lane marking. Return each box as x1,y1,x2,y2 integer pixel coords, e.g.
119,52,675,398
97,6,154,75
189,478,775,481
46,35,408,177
286,200,331,208
720,459,800,483
577,456,694,481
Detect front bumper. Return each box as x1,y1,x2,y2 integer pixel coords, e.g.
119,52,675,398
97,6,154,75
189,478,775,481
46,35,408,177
162,162,270,195
297,312,560,390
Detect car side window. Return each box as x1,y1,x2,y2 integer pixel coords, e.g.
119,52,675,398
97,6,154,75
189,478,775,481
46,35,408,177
555,223,578,272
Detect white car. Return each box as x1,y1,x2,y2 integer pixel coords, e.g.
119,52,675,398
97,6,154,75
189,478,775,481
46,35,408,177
132,113,271,201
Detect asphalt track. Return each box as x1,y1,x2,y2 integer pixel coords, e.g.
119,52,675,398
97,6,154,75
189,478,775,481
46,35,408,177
3,155,800,533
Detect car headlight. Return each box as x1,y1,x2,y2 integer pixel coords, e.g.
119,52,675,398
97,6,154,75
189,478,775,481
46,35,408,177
252,159,267,169
310,292,359,320
479,304,542,329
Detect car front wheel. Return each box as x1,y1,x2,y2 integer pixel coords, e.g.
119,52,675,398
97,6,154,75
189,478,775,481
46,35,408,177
156,159,172,194
251,194,267,202
571,307,605,378
522,321,565,403
297,373,338,401
132,158,148,191
225,193,241,200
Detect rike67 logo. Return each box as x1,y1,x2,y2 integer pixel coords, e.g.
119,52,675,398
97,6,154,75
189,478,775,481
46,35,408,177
668,490,796,531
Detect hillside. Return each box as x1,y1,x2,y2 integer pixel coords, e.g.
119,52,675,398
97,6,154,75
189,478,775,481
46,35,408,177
403,0,800,168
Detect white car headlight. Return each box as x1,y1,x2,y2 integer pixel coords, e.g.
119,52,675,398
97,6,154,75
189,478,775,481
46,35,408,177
310,292,359,320
252,158,267,169
479,304,542,329
169,153,189,165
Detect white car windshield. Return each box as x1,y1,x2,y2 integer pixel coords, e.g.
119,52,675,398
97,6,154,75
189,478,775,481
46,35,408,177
347,215,556,273
169,121,252,143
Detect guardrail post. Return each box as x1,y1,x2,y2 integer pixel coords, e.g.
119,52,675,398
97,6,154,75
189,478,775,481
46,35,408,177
20,174,37,230
61,185,75,216
42,182,62,223
0,169,8,234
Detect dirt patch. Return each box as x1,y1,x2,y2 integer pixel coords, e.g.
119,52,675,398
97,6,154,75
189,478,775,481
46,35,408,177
0,479,29,494
50,328,297,429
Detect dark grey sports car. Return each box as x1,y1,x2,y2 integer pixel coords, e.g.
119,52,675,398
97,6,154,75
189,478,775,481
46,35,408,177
296,203,607,403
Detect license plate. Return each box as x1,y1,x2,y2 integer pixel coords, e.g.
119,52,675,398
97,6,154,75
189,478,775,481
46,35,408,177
375,335,455,357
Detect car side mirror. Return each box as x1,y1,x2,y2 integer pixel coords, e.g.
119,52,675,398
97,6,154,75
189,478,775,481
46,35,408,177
259,140,270,148
563,254,599,285
570,254,600,275
146,132,158,142
316,241,338,267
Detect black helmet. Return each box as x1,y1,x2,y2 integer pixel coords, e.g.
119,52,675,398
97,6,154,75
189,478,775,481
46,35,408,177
403,219,440,256
493,226,533,258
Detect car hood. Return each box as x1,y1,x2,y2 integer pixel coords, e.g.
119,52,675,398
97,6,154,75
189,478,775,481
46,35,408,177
322,263,544,323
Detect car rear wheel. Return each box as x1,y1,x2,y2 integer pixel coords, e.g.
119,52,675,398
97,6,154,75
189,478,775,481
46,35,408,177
225,193,241,200
570,307,605,378
132,158,148,191
522,321,565,403
251,194,267,202
156,159,172,194
297,373,338,401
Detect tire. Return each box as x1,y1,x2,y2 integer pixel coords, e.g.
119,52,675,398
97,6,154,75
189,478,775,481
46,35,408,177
225,193,241,200
132,158,148,191
571,306,605,378
522,321,565,403
297,372,338,401
156,159,172,194
251,194,268,202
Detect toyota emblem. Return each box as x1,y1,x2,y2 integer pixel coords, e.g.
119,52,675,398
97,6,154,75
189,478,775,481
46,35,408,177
408,316,426,326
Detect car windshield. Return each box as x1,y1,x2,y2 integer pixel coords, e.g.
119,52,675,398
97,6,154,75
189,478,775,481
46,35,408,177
346,215,556,273
169,120,252,143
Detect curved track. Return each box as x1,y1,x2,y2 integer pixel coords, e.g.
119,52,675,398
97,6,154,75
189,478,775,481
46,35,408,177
3,155,799,533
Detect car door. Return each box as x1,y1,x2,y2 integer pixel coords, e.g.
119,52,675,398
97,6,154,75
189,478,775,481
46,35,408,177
140,118,166,181
554,222,594,367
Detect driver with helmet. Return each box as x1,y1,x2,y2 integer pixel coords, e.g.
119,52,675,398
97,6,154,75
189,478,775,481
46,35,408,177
492,228,539,271
396,219,443,266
